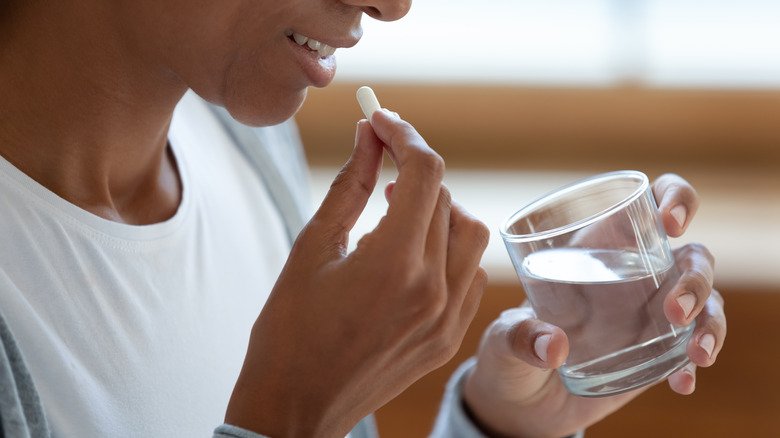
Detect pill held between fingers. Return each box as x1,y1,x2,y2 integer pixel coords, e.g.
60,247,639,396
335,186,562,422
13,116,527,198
356,86,381,122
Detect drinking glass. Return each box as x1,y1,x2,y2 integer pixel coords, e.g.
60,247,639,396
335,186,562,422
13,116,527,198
500,170,693,397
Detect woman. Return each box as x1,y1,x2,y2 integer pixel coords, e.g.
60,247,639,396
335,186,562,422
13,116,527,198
0,1,725,436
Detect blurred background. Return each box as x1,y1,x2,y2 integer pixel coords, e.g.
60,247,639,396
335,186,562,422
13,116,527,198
295,1,780,436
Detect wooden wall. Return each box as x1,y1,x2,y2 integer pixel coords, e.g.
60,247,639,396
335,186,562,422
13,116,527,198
374,285,779,438
296,82,779,437
297,83,780,171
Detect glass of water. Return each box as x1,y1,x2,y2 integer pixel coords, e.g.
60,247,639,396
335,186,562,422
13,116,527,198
500,170,693,397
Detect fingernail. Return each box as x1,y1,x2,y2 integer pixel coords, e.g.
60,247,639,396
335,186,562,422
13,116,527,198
683,362,697,392
699,333,715,358
534,334,551,363
353,123,363,150
676,293,696,319
670,205,687,228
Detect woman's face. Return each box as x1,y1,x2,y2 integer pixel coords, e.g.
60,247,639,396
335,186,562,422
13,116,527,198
114,0,411,126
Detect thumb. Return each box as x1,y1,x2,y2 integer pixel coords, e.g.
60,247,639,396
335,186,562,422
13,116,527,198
496,307,569,370
306,120,384,256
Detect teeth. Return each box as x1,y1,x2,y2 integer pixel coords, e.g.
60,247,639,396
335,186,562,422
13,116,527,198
290,32,337,58
292,33,308,46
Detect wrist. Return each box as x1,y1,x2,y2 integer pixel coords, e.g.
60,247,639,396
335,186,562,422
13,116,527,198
462,363,583,438
224,362,334,438
462,364,528,437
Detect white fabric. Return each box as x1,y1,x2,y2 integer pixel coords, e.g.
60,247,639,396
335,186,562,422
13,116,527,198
0,92,290,437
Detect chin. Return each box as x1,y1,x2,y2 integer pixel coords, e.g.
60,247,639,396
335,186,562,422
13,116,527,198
220,87,308,127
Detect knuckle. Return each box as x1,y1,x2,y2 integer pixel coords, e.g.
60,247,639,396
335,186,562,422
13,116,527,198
685,242,707,256
659,173,687,187
684,241,704,253
315,217,349,240
679,242,715,269
411,149,445,179
329,164,371,199
661,176,698,203
694,243,716,267
301,217,345,245
388,261,419,287
400,276,447,321
710,307,727,332
683,268,711,296
474,267,489,287
665,181,685,196
394,119,417,136
507,318,534,352
471,220,491,250
710,288,725,308
354,231,378,252
420,284,448,317
426,152,446,179
429,334,459,365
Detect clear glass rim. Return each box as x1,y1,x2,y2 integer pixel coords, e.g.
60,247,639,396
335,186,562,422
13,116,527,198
500,170,649,243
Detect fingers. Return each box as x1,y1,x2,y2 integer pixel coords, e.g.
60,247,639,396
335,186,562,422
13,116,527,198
499,307,569,370
668,362,697,395
454,267,488,336
385,181,491,288
651,174,701,237
664,243,715,326
425,186,453,268
384,182,456,267
370,110,445,253
307,121,384,257
687,289,727,368
446,201,491,291
386,180,487,333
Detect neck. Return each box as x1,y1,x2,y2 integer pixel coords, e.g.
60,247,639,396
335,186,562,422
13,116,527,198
0,2,187,224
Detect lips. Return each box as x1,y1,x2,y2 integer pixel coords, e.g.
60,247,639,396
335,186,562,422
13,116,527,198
285,33,337,87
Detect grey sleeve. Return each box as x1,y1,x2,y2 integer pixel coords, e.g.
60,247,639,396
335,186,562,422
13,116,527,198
430,358,488,438
214,415,379,438
0,310,50,438
430,358,584,438
213,424,270,438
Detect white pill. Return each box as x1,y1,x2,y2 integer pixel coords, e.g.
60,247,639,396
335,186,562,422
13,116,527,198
356,86,381,122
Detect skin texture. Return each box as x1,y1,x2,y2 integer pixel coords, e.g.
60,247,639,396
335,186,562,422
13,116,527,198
0,0,409,224
0,0,726,436
226,112,490,436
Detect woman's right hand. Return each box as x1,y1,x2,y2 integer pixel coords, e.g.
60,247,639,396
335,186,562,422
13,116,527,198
224,110,490,438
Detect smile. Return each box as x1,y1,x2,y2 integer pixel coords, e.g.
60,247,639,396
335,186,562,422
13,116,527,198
285,30,337,58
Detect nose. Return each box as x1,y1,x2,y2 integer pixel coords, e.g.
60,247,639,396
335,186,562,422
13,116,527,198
342,0,412,22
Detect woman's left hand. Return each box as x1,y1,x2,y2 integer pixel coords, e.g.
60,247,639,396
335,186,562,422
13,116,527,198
461,174,727,438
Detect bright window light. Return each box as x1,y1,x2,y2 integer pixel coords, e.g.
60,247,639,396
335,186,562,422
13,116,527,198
334,0,780,88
